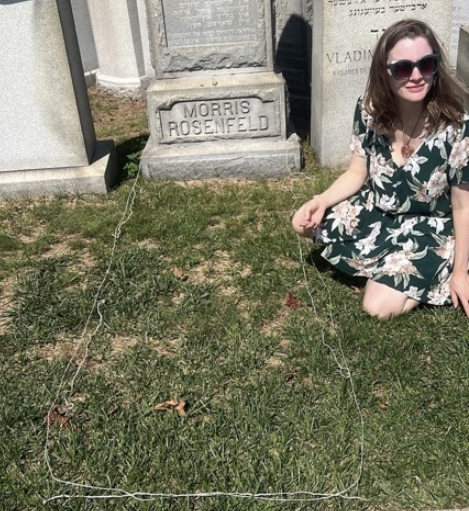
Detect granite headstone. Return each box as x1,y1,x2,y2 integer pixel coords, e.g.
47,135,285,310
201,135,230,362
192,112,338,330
140,0,302,179
0,0,116,198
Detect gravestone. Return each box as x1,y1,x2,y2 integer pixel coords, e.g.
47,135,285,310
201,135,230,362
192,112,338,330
273,0,313,120
450,0,469,68
311,0,452,168
140,0,302,180
0,0,116,199
457,25,469,97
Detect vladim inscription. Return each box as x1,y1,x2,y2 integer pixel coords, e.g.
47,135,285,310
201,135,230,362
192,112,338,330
159,98,276,141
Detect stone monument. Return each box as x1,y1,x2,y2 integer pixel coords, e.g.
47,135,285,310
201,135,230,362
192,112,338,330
450,0,469,68
273,0,313,120
0,0,117,199
140,0,302,180
311,0,452,169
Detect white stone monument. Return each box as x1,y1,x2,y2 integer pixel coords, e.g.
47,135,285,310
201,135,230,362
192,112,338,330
311,0,452,168
0,0,117,199
140,0,302,180
450,0,469,68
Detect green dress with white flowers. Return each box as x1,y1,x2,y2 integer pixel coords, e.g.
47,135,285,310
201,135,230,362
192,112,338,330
316,97,469,305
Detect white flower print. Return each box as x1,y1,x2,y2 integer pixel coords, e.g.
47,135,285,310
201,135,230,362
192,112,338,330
427,217,448,234
427,282,450,305
381,250,418,278
403,156,428,177
449,137,469,170
425,166,448,200
354,222,381,256
405,286,424,300
369,151,395,190
435,236,455,260
377,193,396,212
350,133,366,158
327,201,363,236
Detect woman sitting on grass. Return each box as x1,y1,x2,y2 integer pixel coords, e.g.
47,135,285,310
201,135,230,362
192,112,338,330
292,19,469,319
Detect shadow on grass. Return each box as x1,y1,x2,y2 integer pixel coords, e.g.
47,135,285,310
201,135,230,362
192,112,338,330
115,134,149,184
305,245,367,290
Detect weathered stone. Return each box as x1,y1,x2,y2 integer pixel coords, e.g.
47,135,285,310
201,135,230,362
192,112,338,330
145,0,274,77
0,0,117,199
141,0,302,180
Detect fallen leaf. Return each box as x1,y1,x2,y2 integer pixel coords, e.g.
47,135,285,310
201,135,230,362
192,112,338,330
154,399,187,417
285,291,301,309
351,286,361,295
377,401,389,411
45,405,72,429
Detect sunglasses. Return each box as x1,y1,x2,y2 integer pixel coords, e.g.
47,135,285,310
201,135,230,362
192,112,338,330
386,54,440,81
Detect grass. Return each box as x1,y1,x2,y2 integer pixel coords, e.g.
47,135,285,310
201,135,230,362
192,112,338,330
1,87,469,510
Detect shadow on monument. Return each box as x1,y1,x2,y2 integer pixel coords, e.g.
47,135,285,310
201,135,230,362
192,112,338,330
274,13,312,139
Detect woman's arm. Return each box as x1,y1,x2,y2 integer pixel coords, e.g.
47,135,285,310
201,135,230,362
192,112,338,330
292,153,368,232
450,182,469,316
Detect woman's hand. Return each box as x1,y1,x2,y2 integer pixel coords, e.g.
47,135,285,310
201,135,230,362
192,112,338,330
449,270,469,317
293,195,326,230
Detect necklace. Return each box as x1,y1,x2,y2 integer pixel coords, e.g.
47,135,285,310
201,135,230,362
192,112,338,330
399,110,425,159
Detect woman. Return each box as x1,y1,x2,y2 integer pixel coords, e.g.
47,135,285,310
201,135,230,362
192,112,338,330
292,19,469,319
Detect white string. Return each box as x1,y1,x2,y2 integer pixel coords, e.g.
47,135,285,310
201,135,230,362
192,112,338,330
44,167,366,504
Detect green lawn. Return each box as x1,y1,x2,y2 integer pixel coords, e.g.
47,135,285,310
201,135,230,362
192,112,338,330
1,91,469,511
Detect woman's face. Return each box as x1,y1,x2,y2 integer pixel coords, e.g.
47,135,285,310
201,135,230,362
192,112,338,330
386,36,435,105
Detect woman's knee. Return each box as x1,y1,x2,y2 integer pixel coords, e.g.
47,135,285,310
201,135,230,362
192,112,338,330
362,281,418,319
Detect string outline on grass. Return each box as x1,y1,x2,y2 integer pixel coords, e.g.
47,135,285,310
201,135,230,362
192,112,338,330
44,169,366,504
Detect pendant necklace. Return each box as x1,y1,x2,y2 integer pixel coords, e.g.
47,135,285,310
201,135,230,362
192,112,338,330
399,110,425,160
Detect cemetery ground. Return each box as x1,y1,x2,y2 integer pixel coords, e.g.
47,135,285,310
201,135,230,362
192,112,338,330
1,89,469,511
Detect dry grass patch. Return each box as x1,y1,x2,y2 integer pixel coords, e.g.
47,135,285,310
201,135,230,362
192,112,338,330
26,338,83,363
147,337,180,358
110,335,139,355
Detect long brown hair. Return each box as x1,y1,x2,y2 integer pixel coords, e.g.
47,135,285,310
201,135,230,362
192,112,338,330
364,19,464,136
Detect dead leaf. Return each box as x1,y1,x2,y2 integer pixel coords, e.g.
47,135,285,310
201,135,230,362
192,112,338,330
154,399,187,417
351,286,361,295
285,291,301,309
45,405,72,429
377,401,389,411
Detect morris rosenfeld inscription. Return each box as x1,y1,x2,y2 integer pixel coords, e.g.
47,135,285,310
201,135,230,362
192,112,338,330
162,0,258,47
158,98,278,143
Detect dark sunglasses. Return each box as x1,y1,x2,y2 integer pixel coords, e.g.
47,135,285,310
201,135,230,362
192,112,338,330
386,54,440,80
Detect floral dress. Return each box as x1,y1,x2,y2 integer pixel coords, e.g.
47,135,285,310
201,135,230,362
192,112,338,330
315,97,469,305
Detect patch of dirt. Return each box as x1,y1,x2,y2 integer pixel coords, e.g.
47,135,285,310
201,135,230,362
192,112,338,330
186,250,252,287
110,335,138,355
137,238,159,250
26,338,84,363
0,276,16,334
261,309,290,337
148,337,180,358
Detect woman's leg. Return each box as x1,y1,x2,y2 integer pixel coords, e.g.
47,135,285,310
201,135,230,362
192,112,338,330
362,280,419,319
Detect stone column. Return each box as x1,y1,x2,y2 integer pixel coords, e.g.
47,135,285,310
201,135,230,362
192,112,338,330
140,0,302,180
0,0,116,199
70,0,98,85
450,0,469,68
311,0,452,168
87,0,146,96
